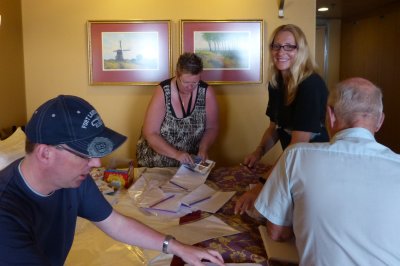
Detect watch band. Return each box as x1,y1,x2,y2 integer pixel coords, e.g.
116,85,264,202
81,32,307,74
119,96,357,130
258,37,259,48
162,235,175,254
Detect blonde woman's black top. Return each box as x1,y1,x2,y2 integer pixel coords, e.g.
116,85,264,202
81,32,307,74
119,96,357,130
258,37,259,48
266,73,329,149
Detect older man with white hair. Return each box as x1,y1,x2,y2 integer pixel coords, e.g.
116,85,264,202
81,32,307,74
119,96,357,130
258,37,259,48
255,77,400,265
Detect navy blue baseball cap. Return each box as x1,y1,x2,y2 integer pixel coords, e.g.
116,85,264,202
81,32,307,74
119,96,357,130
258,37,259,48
25,95,127,157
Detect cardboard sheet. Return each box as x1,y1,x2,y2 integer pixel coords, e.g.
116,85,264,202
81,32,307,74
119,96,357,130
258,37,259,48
258,225,299,264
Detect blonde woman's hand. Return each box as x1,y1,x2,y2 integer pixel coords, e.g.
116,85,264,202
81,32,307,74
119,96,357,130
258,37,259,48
243,147,263,168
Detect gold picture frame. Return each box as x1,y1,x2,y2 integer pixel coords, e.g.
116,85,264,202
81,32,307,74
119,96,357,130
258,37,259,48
88,20,172,86
180,19,263,85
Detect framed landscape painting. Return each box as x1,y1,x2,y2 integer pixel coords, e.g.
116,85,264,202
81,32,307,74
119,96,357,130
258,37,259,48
88,20,171,85
180,20,263,84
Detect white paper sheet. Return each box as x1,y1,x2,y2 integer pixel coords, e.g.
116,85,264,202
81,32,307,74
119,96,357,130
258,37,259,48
160,215,241,245
180,184,236,213
181,183,216,206
194,191,236,213
145,193,186,213
169,165,209,191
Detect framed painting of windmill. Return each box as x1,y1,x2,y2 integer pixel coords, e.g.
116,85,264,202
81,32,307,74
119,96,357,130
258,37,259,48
180,20,263,85
88,20,171,85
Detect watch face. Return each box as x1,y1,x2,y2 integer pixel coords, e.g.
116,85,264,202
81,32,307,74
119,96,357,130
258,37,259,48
162,235,175,254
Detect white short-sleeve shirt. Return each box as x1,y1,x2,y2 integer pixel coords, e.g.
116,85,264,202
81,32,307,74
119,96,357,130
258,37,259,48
255,127,400,266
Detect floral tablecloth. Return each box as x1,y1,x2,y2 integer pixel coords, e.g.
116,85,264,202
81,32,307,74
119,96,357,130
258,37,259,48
171,164,294,266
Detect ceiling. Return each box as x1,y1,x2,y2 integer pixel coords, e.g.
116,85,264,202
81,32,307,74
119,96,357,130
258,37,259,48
316,0,400,19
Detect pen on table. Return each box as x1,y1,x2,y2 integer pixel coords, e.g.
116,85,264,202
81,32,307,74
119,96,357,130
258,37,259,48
169,180,188,191
145,207,177,213
149,194,175,208
188,196,212,206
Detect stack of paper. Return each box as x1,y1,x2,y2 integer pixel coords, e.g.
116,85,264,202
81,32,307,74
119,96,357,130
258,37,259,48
128,166,235,216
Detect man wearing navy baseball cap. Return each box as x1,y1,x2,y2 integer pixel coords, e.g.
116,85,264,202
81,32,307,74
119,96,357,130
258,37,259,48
24,95,127,158
0,95,224,266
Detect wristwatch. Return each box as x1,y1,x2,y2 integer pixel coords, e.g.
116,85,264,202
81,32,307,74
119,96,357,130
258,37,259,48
162,235,175,254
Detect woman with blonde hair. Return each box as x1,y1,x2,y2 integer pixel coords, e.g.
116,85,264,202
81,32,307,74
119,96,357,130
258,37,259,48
235,24,329,214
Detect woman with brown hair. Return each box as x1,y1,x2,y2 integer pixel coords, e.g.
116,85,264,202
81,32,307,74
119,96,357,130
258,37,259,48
136,52,219,167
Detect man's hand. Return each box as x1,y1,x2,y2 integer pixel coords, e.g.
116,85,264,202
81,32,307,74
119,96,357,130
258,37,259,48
234,183,263,215
267,220,294,242
171,240,225,266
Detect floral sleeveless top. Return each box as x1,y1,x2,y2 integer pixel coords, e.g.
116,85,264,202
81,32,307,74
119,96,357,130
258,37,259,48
136,78,208,167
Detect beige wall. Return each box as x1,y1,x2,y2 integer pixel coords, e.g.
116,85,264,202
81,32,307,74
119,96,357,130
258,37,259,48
0,0,26,131
21,0,317,166
340,3,400,153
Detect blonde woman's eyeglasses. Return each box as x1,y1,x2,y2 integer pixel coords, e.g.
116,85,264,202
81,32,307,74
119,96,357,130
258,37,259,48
270,43,297,51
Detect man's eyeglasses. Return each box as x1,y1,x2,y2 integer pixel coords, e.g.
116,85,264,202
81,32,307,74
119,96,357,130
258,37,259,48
179,77,199,87
54,145,92,160
270,43,298,51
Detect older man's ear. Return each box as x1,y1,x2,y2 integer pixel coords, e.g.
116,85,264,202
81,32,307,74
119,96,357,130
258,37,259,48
327,106,335,127
375,112,385,133
325,105,336,137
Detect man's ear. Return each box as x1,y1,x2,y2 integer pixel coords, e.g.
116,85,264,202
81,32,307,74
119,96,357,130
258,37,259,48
375,112,385,132
327,105,336,130
34,144,52,163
